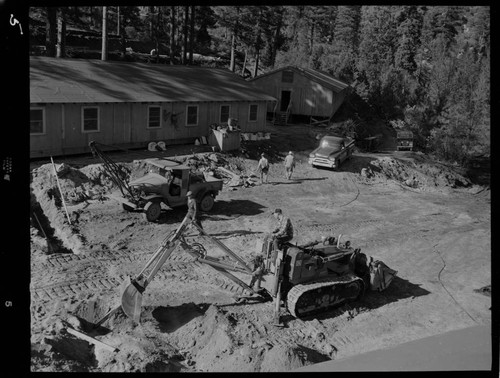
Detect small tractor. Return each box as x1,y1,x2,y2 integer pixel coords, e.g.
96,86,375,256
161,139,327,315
118,216,397,324
89,141,223,222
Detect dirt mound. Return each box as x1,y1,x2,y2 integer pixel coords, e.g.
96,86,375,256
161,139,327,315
368,154,472,190
158,304,325,372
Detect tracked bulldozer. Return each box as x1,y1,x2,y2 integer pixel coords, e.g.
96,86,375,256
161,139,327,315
118,217,396,324
260,235,372,318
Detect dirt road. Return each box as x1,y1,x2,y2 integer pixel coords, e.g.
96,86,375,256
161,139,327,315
30,125,491,372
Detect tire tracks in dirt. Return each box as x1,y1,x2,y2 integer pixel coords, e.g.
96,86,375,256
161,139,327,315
30,254,246,315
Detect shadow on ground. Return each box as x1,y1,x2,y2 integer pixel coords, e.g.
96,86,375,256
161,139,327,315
155,207,188,225
152,199,266,224
152,303,210,333
208,199,267,217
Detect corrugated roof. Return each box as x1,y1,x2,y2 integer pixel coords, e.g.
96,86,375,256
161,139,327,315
30,56,277,104
250,65,350,93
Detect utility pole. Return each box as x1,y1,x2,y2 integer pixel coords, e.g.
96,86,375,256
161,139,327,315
101,6,108,60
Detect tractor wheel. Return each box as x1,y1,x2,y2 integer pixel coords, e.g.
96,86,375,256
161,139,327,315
200,194,214,212
143,201,161,222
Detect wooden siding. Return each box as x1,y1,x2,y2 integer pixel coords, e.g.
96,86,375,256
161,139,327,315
30,100,269,158
253,70,348,118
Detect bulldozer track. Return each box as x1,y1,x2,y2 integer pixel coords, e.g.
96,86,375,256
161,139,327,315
286,274,364,318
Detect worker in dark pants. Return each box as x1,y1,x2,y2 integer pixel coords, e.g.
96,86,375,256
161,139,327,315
186,191,203,231
249,254,265,291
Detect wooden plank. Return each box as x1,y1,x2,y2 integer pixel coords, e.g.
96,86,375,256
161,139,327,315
66,327,119,352
51,157,72,224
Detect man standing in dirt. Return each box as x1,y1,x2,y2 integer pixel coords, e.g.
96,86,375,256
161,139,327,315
271,208,293,251
284,151,295,180
257,153,269,184
186,191,203,231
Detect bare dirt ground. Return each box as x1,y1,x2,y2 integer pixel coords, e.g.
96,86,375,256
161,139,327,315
30,123,491,372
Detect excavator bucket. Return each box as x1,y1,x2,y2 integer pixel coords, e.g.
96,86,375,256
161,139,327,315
120,277,143,323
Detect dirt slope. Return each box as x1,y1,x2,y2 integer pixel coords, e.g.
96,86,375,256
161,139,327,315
30,124,491,372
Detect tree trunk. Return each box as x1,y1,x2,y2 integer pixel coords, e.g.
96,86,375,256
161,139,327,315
121,26,126,57
182,5,189,64
149,6,154,39
117,6,120,36
229,33,236,72
270,16,282,68
89,6,95,27
101,6,108,60
189,5,195,65
310,23,314,52
119,7,126,57
253,49,260,78
156,7,161,63
46,7,57,57
56,9,66,58
241,49,247,77
170,6,176,64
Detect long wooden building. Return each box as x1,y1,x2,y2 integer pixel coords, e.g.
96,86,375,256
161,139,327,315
30,56,277,158
249,66,350,124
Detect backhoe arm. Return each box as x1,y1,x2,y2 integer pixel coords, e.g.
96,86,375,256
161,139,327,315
89,141,138,202
121,217,264,323
121,217,190,322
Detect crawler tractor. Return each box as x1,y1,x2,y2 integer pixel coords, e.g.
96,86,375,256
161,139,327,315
260,235,370,318
118,217,391,324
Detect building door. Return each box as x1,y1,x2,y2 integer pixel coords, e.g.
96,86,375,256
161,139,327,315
280,90,291,112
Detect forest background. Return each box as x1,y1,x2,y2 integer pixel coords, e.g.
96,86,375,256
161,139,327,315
29,5,490,167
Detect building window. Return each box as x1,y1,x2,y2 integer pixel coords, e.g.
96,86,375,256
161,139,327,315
220,104,230,124
30,107,45,134
148,105,161,128
186,105,198,126
249,104,258,122
282,70,294,83
82,106,100,132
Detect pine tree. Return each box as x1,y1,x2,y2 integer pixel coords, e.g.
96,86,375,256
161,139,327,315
395,6,424,74
356,6,399,114
327,5,360,81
